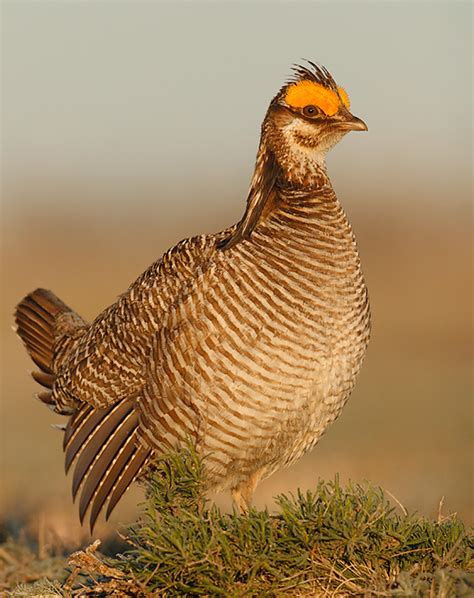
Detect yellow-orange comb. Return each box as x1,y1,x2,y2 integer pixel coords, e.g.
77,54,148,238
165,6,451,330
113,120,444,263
285,81,350,116
337,86,350,110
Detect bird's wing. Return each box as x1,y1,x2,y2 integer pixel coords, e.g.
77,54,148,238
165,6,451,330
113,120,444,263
136,241,280,459
54,229,234,408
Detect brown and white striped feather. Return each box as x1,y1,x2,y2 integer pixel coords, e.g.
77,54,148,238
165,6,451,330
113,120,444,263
137,185,370,491
50,178,369,519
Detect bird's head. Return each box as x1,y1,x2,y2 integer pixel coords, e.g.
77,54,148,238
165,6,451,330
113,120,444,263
263,61,367,178
217,61,367,250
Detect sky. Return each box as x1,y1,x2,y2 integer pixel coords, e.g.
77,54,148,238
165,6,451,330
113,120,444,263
2,1,472,217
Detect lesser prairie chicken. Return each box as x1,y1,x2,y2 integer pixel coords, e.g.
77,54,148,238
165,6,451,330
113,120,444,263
15,62,370,530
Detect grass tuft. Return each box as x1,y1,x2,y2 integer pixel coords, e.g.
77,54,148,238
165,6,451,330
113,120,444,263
105,444,473,596
6,444,474,596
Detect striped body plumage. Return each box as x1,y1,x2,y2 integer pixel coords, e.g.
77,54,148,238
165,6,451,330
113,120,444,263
15,62,370,530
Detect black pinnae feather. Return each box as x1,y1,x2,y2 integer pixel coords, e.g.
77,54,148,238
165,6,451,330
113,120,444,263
290,60,338,92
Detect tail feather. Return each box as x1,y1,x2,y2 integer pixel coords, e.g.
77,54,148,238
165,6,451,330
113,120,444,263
36,390,55,406
15,288,83,406
16,288,150,530
31,370,55,389
64,400,151,531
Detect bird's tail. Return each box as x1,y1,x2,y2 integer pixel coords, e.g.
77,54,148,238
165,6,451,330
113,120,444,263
14,288,86,412
15,289,151,530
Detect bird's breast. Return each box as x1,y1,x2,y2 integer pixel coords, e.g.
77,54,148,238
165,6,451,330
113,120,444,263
138,197,370,486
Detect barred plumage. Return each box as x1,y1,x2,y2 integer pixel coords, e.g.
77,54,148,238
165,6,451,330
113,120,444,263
14,62,370,531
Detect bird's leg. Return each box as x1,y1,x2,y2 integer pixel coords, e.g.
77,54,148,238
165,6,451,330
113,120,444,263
231,486,245,514
231,469,264,514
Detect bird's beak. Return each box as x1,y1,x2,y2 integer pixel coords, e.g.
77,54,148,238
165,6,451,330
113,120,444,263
336,114,368,132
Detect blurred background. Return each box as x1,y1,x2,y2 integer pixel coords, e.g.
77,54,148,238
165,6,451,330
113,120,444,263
1,1,472,546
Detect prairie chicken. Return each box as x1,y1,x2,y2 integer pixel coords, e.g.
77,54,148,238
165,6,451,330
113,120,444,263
15,62,370,531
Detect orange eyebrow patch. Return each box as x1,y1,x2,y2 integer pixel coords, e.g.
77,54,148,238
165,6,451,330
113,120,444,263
285,80,350,116
338,86,350,110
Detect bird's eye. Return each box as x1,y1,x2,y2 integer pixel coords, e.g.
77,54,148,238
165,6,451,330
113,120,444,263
302,105,318,117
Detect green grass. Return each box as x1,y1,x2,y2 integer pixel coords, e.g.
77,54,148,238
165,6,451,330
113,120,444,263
5,444,473,596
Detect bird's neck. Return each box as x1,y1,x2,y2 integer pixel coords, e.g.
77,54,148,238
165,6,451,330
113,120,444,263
276,144,331,191
218,139,336,251
253,138,338,218
254,141,353,241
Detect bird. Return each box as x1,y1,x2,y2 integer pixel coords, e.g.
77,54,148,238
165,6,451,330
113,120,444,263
14,61,371,532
